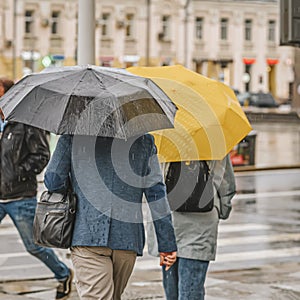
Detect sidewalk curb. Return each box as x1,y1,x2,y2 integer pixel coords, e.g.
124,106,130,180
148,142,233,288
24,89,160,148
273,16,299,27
234,164,300,172
245,110,300,123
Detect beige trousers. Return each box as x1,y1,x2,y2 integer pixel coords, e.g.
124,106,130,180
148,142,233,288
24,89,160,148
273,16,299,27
71,246,137,300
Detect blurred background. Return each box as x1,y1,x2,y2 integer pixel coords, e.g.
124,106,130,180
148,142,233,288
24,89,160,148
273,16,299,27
0,0,299,109
1,0,299,170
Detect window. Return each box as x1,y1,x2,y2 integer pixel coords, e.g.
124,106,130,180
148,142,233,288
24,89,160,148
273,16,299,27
244,19,252,41
101,13,110,37
125,14,134,37
162,15,170,39
25,10,34,34
51,11,60,34
195,17,203,40
268,20,276,42
220,18,228,40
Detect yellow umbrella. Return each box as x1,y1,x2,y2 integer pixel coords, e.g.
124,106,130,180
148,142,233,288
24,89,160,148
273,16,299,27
127,65,252,162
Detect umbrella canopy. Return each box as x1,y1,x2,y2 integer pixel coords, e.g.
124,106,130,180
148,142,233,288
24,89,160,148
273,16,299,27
127,65,252,161
0,65,177,139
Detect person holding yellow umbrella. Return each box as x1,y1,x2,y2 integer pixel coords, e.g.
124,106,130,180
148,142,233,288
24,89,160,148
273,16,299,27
128,65,248,299
146,155,236,299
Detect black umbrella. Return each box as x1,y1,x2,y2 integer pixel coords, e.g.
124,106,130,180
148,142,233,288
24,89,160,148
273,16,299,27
0,65,177,139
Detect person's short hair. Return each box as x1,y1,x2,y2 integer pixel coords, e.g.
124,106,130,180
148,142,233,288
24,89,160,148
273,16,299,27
0,78,14,93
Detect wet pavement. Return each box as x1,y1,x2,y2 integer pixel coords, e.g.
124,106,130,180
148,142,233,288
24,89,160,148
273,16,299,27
253,122,300,168
0,120,300,299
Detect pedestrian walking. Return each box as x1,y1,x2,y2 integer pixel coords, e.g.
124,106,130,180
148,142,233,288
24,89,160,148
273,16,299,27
148,154,236,300
0,78,73,300
44,133,177,300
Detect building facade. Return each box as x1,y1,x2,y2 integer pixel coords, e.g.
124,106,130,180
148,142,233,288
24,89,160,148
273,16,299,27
0,0,297,104
189,0,297,103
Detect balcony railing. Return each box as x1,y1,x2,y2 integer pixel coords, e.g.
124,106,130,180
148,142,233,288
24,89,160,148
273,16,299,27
100,37,113,55
23,35,37,51
219,40,231,52
124,38,137,55
50,35,64,53
243,40,254,53
194,40,205,52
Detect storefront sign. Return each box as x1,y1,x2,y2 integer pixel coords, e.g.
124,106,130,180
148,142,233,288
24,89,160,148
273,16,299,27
243,58,256,65
266,58,279,65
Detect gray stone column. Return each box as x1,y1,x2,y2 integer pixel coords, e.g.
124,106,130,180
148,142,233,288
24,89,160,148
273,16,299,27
77,0,95,65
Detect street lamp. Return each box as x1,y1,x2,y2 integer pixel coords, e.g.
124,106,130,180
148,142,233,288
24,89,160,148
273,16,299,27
77,0,95,65
146,0,151,66
12,0,17,80
184,0,191,67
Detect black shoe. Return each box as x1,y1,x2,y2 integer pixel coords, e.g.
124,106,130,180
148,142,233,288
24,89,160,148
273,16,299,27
56,269,74,300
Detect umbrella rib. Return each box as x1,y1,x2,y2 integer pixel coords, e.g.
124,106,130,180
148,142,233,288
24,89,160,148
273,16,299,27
101,72,175,118
2,84,36,118
144,78,177,116
55,69,101,135
68,69,91,96
92,71,128,139
55,94,73,134
92,69,175,121
92,71,172,139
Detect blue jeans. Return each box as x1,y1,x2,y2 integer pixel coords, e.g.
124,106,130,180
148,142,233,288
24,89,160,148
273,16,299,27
0,197,70,280
162,257,209,300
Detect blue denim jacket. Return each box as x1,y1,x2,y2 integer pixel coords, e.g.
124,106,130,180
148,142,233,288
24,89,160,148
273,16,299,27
44,134,177,256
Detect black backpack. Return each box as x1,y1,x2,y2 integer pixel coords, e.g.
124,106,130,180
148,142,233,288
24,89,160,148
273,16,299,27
165,161,214,212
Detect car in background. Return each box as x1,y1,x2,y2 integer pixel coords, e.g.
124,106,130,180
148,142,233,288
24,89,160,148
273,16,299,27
248,92,279,108
232,88,240,96
237,92,250,106
237,92,279,108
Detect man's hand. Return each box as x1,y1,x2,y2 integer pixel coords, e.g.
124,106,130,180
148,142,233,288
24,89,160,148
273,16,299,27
159,251,177,271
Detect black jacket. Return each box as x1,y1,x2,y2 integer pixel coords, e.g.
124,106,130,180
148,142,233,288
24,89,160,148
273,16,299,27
0,122,50,200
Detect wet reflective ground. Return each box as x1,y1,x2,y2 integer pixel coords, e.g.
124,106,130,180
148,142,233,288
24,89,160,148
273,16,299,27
206,169,300,299
253,123,300,168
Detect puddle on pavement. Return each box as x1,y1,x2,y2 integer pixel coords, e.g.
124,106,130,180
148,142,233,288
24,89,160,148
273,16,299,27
210,261,300,284
207,262,300,299
254,123,300,167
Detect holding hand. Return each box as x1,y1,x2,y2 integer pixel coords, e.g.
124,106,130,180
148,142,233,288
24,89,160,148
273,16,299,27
159,251,177,271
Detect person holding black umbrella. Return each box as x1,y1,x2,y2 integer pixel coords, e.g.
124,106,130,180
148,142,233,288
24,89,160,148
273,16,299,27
44,133,177,300
0,66,179,300
0,78,73,300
